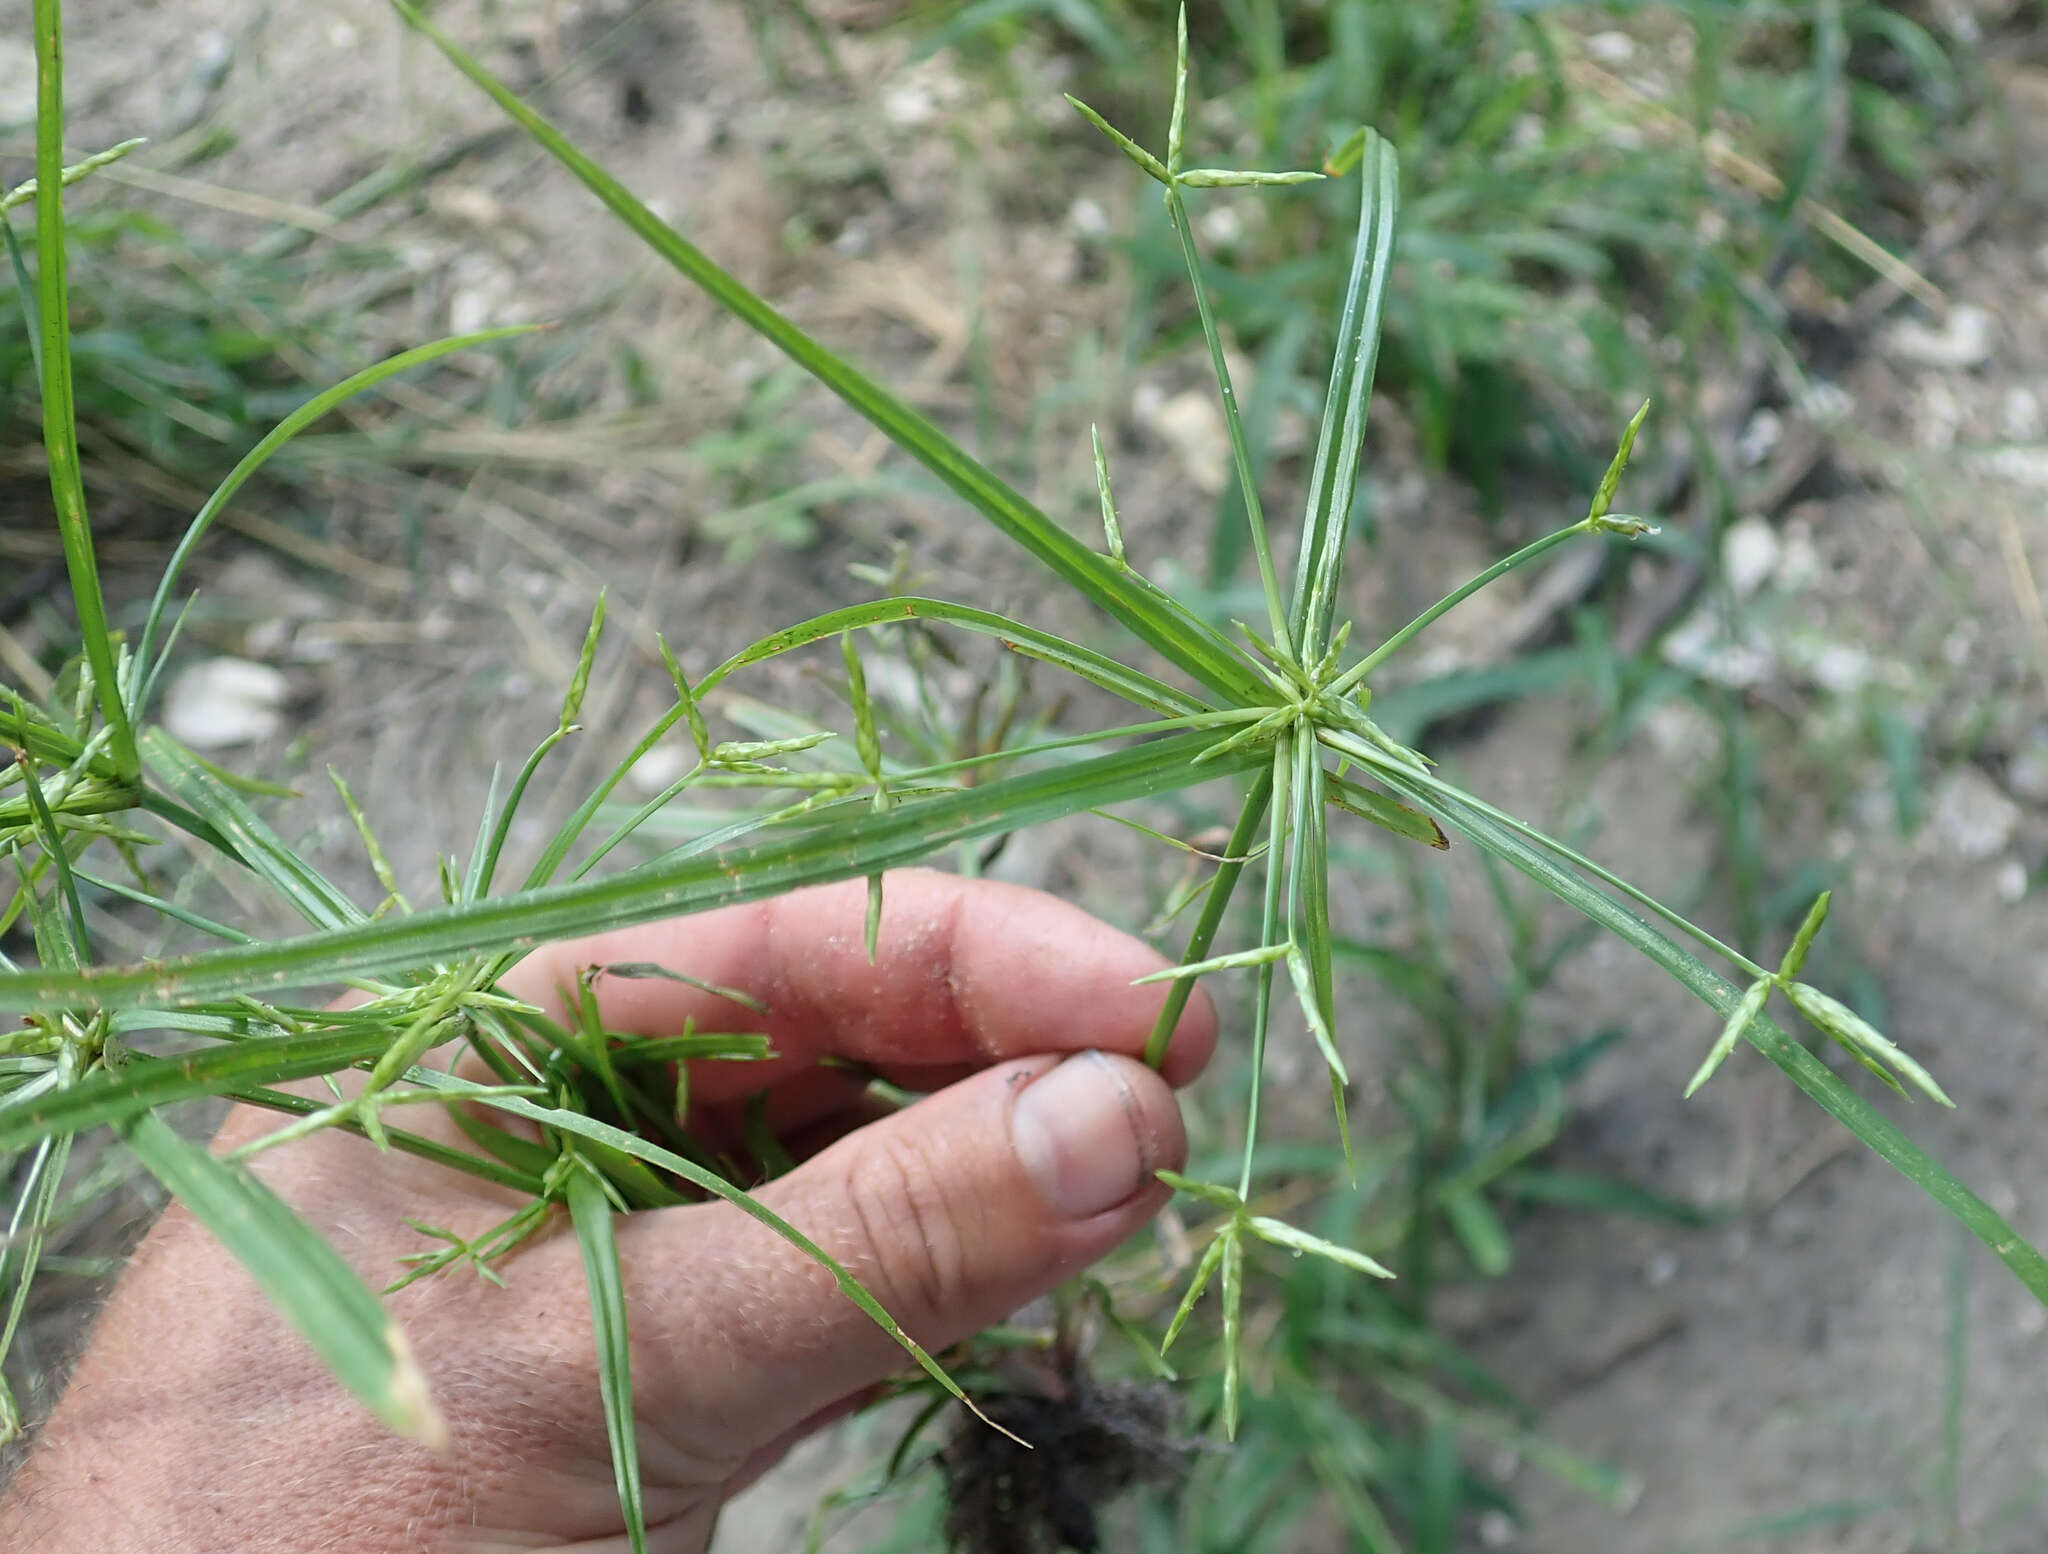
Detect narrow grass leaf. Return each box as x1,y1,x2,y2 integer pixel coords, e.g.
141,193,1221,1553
1684,976,1771,1098
1090,424,1124,564
0,135,145,214
30,0,135,782
1785,982,1955,1107
0,1027,386,1151
1245,1215,1394,1278
1326,771,1447,849
1130,941,1292,984
0,730,1260,1012
1378,770,2048,1305
391,0,1260,704
697,597,1212,718
1064,95,1169,184
131,325,542,696
416,1073,1026,1443
13,753,86,966
1176,169,1325,187
1146,769,1269,1064
1290,133,1398,657
1779,890,1831,978
1220,1227,1244,1439
0,1131,69,1443
1586,398,1652,523
1161,1224,1228,1355
566,1166,648,1554
121,1108,444,1445
141,728,362,930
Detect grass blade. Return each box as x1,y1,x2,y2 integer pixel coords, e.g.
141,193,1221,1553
121,1108,444,1445
0,1028,387,1151
30,0,135,782
566,1166,648,1554
417,1072,1024,1442
699,597,1214,718
1142,768,1275,1068
1289,132,1398,659
0,730,1263,1012
1377,769,2048,1308
129,325,540,702
389,0,1265,707
141,727,362,931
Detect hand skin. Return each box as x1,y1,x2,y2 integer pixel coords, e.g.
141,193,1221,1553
0,871,1215,1553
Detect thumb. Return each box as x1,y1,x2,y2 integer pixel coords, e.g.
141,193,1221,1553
617,1051,1183,1464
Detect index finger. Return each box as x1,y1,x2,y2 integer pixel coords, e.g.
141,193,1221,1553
500,869,1218,1103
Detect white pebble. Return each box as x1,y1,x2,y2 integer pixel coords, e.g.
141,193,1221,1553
1931,767,2020,861
1883,303,1996,369
162,658,289,749
1721,516,1780,600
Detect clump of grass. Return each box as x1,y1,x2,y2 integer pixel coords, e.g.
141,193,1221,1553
0,5,2036,1551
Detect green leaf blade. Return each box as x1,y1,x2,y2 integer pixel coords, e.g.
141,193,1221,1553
121,1109,444,1446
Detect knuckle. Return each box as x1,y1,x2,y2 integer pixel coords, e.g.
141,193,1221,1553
845,1129,971,1323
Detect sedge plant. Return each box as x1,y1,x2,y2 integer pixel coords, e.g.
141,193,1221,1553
2,4,2042,1546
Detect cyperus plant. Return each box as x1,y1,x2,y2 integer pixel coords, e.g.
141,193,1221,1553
2,3,2041,1548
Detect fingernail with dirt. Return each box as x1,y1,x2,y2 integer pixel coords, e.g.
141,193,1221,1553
1011,1051,1155,1219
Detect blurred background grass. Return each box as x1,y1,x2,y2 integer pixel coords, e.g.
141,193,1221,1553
7,1,2047,1550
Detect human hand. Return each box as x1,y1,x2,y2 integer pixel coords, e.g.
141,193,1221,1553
0,871,1215,1553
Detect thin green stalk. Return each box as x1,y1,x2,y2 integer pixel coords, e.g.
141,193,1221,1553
1332,520,1594,695
1239,735,1292,1199
31,0,135,783
1143,767,1276,1068
1164,187,1292,660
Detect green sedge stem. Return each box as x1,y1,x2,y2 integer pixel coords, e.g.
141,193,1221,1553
1332,520,1593,696
1240,734,1293,1200
1143,768,1275,1068
32,0,137,784
1164,185,1295,663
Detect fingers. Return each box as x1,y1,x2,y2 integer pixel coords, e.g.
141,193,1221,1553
502,871,1217,1101
611,1049,1184,1464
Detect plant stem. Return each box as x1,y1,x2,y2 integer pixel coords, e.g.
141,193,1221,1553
1239,734,1293,1199
1165,185,1294,662
31,0,137,783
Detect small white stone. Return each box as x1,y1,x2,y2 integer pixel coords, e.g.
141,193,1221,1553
1736,408,1782,468
1800,381,1855,423
1587,30,1636,63
1661,608,1773,689
1722,516,1780,600
880,78,937,128
624,740,694,798
1645,1249,1680,1288
1133,382,1229,495
327,19,359,49
1775,523,1821,591
1883,303,1996,369
2001,386,2043,441
1198,203,1244,251
1478,1509,1517,1548
1931,767,2021,860
1066,196,1110,241
2019,1301,2047,1338
1996,858,2029,903
2006,729,2048,803
1807,642,1872,696
162,658,290,749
